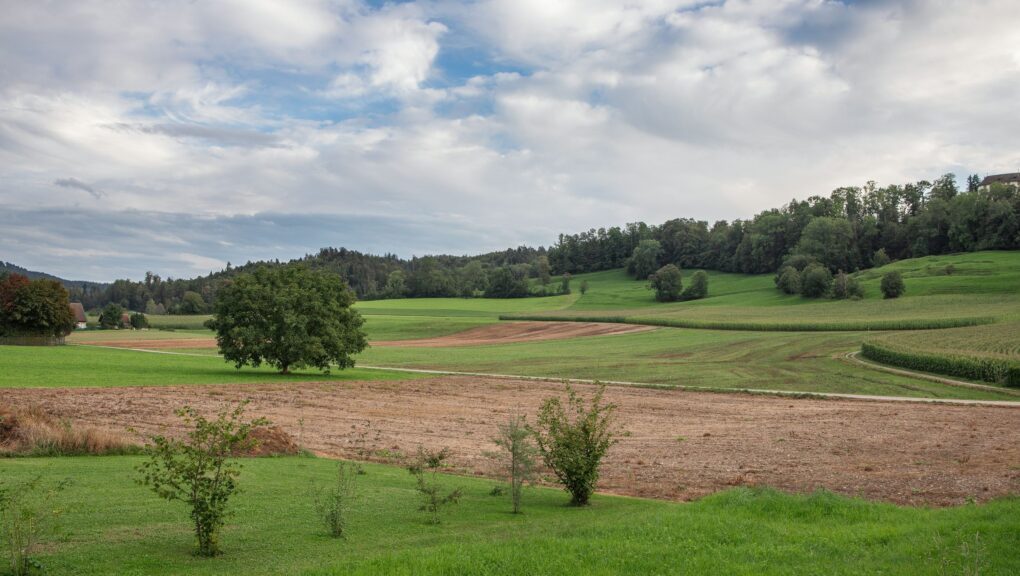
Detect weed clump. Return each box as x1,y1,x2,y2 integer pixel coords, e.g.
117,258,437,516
407,447,461,524
0,405,138,457
312,461,359,538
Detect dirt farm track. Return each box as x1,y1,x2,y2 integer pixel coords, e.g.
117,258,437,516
4,376,1018,506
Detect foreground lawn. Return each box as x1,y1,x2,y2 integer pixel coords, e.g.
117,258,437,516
0,346,417,388
1,456,1017,575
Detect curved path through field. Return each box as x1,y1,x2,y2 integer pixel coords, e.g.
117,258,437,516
6,377,1018,506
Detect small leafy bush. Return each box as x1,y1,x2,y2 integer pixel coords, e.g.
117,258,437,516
831,271,863,300
881,271,905,299
800,264,833,298
681,270,709,300
648,264,682,302
312,461,358,538
407,447,462,524
137,401,267,557
534,384,618,506
776,266,801,295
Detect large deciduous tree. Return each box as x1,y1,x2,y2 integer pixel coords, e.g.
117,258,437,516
0,274,75,339
206,265,367,374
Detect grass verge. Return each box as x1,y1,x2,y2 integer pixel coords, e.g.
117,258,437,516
1,456,1018,575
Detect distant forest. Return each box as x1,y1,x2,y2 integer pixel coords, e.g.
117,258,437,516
6,173,1018,313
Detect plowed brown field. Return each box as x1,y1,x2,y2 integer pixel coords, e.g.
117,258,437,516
4,376,1018,506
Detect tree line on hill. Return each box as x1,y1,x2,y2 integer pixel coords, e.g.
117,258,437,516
549,174,1019,276
35,173,1020,313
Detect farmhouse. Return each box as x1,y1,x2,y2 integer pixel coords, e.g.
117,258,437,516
69,302,87,329
978,172,1020,191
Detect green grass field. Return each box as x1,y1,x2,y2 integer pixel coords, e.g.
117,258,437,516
0,346,418,388
511,252,1020,330
51,251,1020,399
357,328,1017,400
2,456,1017,576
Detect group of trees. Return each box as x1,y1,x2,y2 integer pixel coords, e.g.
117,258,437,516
551,175,1020,277
0,272,75,339
36,174,1020,313
647,266,709,302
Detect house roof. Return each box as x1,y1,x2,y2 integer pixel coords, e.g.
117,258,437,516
978,173,1020,186
69,302,86,323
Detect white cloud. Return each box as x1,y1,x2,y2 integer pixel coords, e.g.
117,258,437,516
1,0,1019,280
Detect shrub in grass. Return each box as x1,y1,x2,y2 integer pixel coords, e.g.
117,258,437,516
534,384,618,506
137,401,267,557
407,447,462,524
129,312,149,329
648,264,682,302
881,271,905,299
492,413,538,514
0,475,69,576
831,271,863,300
312,461,358,538
681,270,709,301
800,264,833,298
775,266,801,295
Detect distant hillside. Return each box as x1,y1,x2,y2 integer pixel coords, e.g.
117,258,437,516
0,261,109,293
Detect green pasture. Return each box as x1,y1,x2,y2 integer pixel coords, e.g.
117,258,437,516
2,456,1017,576
358,328,1017,400
526,251,1020,329
0,346,417,388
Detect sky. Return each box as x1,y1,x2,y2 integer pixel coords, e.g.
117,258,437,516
2,0,1019,282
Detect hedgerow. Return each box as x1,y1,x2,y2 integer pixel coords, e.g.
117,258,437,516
500,315,994,332
860,342,1020,387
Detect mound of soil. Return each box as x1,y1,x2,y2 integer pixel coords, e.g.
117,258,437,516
237,426,303,457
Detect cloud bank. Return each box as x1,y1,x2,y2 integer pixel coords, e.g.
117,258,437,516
1,0,1018,280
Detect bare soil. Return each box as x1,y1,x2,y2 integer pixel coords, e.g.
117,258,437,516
4,377,1018,506
370,321,654,347
86,321,653,350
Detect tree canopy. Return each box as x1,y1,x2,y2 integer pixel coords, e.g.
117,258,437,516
648,264,683,302
206,265,367,374
0,273,75,339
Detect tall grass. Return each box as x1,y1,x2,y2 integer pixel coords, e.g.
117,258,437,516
501,314,995,332
0,406,140,456
860,342,1020,387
